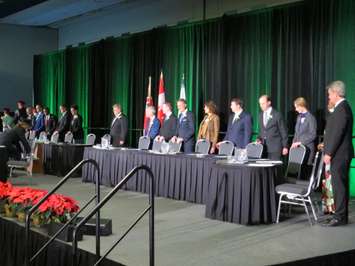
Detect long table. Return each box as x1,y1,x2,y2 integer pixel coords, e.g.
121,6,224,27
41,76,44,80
82,147,283,225
43,143,92,177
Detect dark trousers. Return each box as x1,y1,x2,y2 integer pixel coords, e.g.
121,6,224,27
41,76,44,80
330,158,351,221
182,139,194,153
266,152,281,160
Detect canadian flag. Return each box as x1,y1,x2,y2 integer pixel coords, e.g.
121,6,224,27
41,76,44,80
157,71,166,123
143,76,153,134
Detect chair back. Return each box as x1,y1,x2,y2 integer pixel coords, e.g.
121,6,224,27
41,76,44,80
218,141,234,156
50,131,59,143
285,144,306,179
138,136,150,150
304,151,324,196
39,131,47,141
168,140,182,153
152,139,162,152
195,139,211,154
86,133,96,145
101,134,111,147
29,131,36,141
246,143,263,159
64,131,73,144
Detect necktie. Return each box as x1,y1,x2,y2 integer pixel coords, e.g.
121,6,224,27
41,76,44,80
179,113,183,123
263,112,268,126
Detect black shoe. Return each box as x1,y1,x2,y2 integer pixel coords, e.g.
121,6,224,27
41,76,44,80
321,218,348,227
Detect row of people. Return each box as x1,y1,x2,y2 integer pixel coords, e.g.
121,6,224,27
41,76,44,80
110,95,317,162
1,101,85,143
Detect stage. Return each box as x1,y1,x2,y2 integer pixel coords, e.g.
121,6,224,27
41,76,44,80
6,174,355,266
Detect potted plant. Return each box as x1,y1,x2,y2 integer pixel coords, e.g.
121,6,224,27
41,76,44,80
0,181,12,214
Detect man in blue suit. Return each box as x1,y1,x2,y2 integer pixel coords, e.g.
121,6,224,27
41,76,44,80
145,106,160,140
171,99,195,153
217,98,252,149
32,104,45,137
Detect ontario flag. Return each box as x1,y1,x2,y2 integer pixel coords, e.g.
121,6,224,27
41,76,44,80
143,76,153,133
157,71,166,123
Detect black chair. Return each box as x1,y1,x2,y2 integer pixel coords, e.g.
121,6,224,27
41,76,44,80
284,144,307,182
86,133,96,145
138,136,150,150
195,139,211,155
246,143,263,159
168,140,182,153
218,141,234,156
276,151,324,225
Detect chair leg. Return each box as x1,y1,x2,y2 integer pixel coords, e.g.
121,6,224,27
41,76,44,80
276,194,283,223
302,199,312,225
9,167,13,178
308,197,318,221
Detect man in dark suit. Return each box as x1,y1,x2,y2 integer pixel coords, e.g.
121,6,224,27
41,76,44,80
291,97,317,174
217,98,252,149
171,99,195,153
110,103,128,147
43,107,57,139
144,106,160,140
55,104,72,142
0,121,31,181
257,95,288,160
156,102,177,142
70,105,84,143
14,100,27,123
322,81,354,226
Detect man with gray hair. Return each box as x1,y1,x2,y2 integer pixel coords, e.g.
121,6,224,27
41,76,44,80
322,80,354,226
144,106,160,140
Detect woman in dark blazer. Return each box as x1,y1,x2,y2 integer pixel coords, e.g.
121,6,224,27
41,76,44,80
291,97,317,169
70,105,84,143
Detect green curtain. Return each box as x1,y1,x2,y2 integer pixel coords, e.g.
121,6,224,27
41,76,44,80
34,51,66,117
33,0,355,195
65,46,90,136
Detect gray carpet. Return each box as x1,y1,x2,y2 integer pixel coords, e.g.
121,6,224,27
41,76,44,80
10,174,355,266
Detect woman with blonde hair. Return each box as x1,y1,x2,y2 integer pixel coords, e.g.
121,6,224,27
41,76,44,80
197,101,220,153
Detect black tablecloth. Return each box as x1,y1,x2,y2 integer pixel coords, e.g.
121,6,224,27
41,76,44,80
205,163,283,225
43,143,92,177
82,148,216,204
0,147,8,181
82,148,283,224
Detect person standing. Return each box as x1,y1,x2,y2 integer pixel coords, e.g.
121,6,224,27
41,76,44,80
171,99,195,153
14,100,27,123
1,108,15,131
55,104,72,142
32,104,45,137
197,101,220,153
43,107,57,139
217,98,252,149
322,81,354,226
156,102,178,143
291,97,317,174
144,106,160,141
257,95,288,160
110,103,128,147
70,105,84,144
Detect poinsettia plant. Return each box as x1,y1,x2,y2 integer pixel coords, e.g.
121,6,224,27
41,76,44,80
0,181,79,224
0,181,13,200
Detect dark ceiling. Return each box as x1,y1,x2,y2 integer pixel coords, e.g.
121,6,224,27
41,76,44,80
0,0,48,19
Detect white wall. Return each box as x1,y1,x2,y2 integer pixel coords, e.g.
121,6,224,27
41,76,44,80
58,0,300,48
0,24,58,110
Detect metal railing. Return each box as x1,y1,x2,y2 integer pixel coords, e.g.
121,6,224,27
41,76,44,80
24,159,101,266
72,165,155,266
